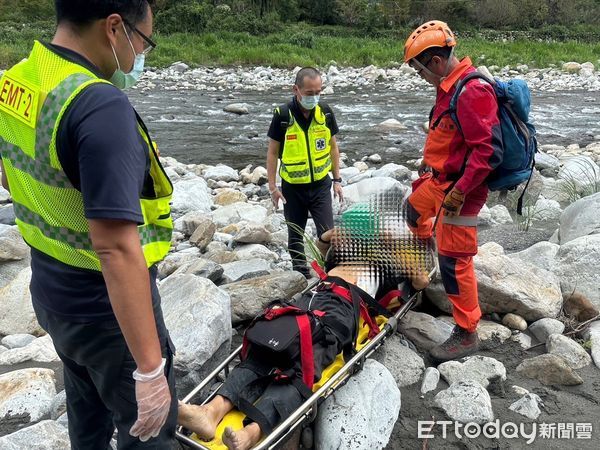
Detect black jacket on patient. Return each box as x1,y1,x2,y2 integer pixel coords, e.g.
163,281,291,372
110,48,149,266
217,282,358,434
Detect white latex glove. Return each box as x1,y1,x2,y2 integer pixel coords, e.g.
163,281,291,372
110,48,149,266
129,358,171,442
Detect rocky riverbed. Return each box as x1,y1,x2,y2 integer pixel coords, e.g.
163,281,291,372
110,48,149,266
1,62,600,449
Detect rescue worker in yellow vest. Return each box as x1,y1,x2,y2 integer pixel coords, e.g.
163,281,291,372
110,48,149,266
0,1,177,448
267,67,343,278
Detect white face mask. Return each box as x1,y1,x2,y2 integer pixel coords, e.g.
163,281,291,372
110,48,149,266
299,94,320,110
110,23,145,90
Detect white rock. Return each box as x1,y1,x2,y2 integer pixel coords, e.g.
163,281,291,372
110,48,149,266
528,318,565,343
342,177,408,207
546,333,592,369
0,185,10,202
509,393,544,419
511,385,530,396
0,335,59,365
367,153,382,164
478,204,493,226
372,334,424,387
223,103,250,115
173,210,212,236
233,222,271,244
376,118,407,130
509,241,559,273
212,202,268,228
170,61,189,73
233,243,278,262
315,359,400,450
557,155,600,192
434,380,494,424
0,267,44,336
157,247,201,279
221,258,271,283
160,275,231,395
340,167,360,180
527,197,562,222
553,235,600,310
203,165,239,182
438,355,506,389
0,368,56,422
0,226,28,261
372,163,411,181
353,161,369,172
420,367,440,394
171,177,213,217
1,334,36,349
489,205,513,225
510,332,533,349
0,420,70,449
50,390,67,420
559,192,600,244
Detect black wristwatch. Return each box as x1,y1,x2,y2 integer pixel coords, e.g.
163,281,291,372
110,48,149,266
332,177,342,183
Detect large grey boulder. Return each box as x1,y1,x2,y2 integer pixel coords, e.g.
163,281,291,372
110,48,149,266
214,189,248,206
0,335,59,366
171,177,213,217
170,258,223,283
0,420,70,449
372,334,425,387
438,355,506,389
0,368,56,423
315,359,400,450
159,274,232,395
0,226,28,261
0,267,45,336
221,272,307,324
516,354,583,385
220,258,271,283
434,380,494,424
189,217,216,251
398,311,453,352
553,235,600,310
203,165,239,182
535,151,560,171
212,202,268,228
546,333,592,369
428,243,562,320
509,241,559,273
0,203,16,225
559,192,600,244
372,163,411,181
528,318,564,343
233,222,271,244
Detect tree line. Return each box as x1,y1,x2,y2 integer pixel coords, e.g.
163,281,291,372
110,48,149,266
2,0,599,34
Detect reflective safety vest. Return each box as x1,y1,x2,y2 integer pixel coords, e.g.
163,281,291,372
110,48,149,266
277,103,332,184
0,41,173,271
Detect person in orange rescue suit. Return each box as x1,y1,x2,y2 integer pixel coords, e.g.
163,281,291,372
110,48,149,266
403,21,503,362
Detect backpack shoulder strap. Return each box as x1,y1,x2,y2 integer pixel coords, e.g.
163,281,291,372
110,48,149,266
277,102,293,132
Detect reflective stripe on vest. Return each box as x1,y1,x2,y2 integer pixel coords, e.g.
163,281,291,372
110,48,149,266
279,104,332,184
0,42,173,271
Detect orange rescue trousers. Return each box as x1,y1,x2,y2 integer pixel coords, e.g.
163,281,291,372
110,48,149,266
407,174,485,332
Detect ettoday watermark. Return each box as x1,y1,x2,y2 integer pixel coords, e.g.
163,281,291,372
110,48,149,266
418,420,593,444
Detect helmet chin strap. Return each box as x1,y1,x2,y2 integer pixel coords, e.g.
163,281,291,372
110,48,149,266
411,46,456,83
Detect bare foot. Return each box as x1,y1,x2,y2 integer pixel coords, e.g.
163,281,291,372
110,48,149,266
178,401,221,441
222,424,262,450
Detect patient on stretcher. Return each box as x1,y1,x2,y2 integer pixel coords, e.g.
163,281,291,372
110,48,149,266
177,228,430,450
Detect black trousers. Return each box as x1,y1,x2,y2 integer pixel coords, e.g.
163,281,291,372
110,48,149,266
281,176,334,271
219,340,340,434
33,301,178,450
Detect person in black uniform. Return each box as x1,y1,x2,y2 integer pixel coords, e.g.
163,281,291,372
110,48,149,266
266,67,344,278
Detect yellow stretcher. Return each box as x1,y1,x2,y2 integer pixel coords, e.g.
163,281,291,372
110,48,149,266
175,267,435,450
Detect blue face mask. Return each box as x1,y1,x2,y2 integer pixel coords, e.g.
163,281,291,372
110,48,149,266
299,94,320,110
110,23,145,90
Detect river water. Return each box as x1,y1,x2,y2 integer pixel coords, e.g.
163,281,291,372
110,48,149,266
129,83,600,169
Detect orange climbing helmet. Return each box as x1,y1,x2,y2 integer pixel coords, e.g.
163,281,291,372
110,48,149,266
403,20,456,63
